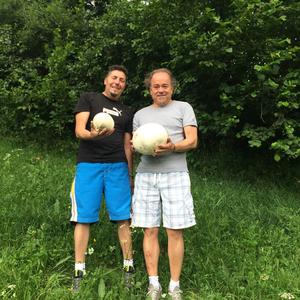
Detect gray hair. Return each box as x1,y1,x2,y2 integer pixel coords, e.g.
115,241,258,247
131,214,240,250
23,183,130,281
144,68,177,89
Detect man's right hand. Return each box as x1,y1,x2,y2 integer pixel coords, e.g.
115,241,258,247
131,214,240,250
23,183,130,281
90,121,115,138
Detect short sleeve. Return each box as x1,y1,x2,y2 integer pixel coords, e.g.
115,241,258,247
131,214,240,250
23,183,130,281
74,93,91,114
132,112,140,132
183,103,197,127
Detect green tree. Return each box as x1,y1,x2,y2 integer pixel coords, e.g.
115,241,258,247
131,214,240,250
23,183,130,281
0,0,299,159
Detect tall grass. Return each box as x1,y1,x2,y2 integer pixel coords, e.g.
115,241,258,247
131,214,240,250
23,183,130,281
0,138,299,299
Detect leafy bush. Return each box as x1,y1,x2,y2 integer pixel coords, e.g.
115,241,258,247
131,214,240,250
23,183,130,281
0,0,299,159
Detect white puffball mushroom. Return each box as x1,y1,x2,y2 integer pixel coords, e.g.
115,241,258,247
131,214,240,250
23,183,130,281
132,123,168,155
92,112,114,130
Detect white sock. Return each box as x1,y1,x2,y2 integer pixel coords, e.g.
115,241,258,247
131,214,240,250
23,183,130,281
123,259,134,268
75,262,85,272
169,279,180,292
123,259,134,272
149,276,160,288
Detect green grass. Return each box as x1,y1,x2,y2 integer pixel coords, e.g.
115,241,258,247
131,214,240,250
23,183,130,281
0,138,299,299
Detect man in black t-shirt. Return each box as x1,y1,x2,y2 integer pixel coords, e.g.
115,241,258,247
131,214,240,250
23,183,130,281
70,65,134,291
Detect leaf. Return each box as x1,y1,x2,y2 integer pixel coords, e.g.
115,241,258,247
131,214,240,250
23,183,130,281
249,140,261,148
274,153,281,162
53,255,72,269
277,101,289,107
98,278,106,299
225,47,233,53
254,65,262,71
279,15,287,22
267,79,279,89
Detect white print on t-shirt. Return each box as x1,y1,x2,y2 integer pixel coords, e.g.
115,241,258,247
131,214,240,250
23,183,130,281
103,107,122,116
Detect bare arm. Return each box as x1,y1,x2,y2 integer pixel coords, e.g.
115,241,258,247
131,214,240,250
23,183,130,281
124,132,133,175
172,125,198,152
124,132,134,192
155,125,198,155
75,112,114,140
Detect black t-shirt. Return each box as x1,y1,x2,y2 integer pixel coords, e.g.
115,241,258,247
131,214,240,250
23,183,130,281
74,92,133,163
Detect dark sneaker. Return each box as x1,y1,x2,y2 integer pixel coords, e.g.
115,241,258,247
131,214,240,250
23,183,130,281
123,265,135,288
146,284,162,300
72,270,84,292
168,286,183,300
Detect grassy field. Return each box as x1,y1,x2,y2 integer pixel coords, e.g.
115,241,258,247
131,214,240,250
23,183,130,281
0,138,299,300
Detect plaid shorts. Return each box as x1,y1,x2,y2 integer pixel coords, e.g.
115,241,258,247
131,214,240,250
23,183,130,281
131,172,196,229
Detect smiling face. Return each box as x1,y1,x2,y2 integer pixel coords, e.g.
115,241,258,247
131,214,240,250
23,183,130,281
103,70,126,100
149,71,174,107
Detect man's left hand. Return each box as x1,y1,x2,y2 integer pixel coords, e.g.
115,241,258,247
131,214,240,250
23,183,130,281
154,138,175,156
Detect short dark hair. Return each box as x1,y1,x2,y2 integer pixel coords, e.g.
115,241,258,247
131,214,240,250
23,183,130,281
144,68,177,89
106,65,128,78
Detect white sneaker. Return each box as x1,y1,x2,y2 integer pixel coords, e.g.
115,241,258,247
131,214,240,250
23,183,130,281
168,286,183,300
72,270,84,292
146,284,162,300
123,265,135,288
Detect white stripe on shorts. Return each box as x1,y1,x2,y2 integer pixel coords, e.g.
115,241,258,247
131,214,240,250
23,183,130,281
70,178,78,222
131,172,196,229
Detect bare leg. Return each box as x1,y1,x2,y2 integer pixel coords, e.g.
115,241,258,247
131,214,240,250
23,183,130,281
74,223,90,262
143,227,160,276
117,220,133,259
166,228,184,281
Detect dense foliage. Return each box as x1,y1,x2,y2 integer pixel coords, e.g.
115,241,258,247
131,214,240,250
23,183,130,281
0,0,299,160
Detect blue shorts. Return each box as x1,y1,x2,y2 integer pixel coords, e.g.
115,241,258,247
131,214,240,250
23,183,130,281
70,162,131,223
